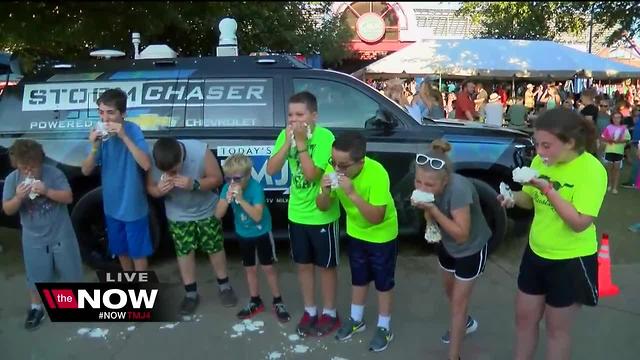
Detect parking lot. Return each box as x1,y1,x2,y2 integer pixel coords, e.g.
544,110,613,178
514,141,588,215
0,186,639,360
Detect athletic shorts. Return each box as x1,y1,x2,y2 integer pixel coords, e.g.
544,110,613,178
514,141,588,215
168,217,224,257
347,236,398,292
517,244,598,307
604,153,623,162
23,239,84,290
239,232,277,267
288,221,339,268
438,243,488,281
106,216,153,259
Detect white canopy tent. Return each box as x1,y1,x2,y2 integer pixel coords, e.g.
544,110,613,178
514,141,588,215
353,39,640,80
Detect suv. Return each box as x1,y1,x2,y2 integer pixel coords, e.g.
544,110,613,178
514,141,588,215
0,54,534,270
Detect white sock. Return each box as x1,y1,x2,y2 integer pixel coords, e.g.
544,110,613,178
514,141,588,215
322,308,337,317
350,304,365,322
31,303,42,310
377,315,391,330
304,306,317,317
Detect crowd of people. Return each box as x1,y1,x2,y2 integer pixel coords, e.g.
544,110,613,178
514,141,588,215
0,87,617,359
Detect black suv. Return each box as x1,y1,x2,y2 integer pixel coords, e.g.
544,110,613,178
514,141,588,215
0,55,534,270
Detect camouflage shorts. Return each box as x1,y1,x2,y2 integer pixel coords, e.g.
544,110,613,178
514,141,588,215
168,217,224,257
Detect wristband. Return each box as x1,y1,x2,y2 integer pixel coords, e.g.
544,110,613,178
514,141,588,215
91,146,98,154
297,148,308,154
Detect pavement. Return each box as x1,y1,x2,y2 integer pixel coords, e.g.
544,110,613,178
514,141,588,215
0,185,639,360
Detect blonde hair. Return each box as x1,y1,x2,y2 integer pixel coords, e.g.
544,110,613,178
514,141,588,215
222,154,252,176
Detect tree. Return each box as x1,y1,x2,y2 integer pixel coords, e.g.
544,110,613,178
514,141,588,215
457,1,640,44
0,1,353,73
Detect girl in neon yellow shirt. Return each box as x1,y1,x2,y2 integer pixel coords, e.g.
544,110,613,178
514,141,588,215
498,108,607,360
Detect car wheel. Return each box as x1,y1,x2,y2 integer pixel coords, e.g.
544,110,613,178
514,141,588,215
70,188,162,271
470,178,507,254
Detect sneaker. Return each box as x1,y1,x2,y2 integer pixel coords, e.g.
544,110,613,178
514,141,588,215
296,312,318,337
335,317,366,341
621,182,635,189
315,313,341,336
612,188,619,194
24,308,45,331
219,287,238,308
369,327,394,352
441,316,478,344
236,301,265,319
273,303,291,323
179,295,199,316
628,223,640,232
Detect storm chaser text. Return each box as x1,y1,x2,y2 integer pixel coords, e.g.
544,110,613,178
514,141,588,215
22,79,272,111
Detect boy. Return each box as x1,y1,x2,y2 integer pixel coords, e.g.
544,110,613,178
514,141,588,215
316,131,398,352
2,139,83,330
215,154,290,322
147,137,237,315
266,91,341,337
81,88,153,271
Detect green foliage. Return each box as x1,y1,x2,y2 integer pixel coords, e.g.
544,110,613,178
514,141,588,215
0,1,352,73
457,1,640,44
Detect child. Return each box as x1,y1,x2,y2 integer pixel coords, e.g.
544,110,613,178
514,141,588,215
81,88,153,271
2,139,83,330
601,112,630,194
316,131,398,352
266,91,341,337
215,154,290,322
412,139,491,360
147,137,237,316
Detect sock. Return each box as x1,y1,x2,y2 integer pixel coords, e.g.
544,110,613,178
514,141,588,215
304,306,317,317
350,304,365,322
377,315,391,330
272,296,282,305
250,296,262,305
184,282,198,299
31,303,42,311
217,277,231,291
322,308,337,318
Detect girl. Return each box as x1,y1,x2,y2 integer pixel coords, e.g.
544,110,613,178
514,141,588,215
498,108,607,360
412,139,492,360
601,112,630,194
543,86,562,110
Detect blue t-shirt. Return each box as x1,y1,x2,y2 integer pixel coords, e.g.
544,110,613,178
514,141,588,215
95,121,149,221
220,178,271,238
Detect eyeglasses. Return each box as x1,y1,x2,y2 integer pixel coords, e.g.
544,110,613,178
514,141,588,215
224,175,246,182
329,157,360,170
415,154,446,170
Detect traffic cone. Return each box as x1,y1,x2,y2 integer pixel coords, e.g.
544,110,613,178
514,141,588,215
597,233,620,298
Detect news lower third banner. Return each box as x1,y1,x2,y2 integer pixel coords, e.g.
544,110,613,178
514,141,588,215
35,271,179,322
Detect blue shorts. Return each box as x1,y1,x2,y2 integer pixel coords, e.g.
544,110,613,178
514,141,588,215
347,236,398,292
105,216,153,259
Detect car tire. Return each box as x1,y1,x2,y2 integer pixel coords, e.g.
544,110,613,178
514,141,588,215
70,188,162,271
469,178,507,254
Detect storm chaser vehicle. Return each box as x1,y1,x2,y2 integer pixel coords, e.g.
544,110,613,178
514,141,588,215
0,44,533,270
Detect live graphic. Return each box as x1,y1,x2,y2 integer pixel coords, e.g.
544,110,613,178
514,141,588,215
35,271,178,322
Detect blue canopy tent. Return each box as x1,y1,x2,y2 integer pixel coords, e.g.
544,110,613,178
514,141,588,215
352,39,640,80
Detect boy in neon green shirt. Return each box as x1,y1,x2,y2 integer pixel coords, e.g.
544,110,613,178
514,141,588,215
316,131,398,352
266,91,341,337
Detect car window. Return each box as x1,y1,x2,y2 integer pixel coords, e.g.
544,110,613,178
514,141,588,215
190,78,274,128
293,78,379,128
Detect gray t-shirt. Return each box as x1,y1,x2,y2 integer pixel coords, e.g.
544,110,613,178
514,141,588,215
151,140,218,222
434,173,491,257
2,165,77,246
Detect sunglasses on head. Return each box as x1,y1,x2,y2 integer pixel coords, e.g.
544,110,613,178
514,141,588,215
415,154,446,170
224,175,245,182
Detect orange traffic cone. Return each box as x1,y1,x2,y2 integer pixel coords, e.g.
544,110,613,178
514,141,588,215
597,233,620,298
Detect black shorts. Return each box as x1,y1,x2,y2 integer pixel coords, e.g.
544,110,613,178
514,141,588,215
604,153,623,162
239,232,276,267
517,245,598,308
288,221,339,268
347,236,398,292
438,243,488,281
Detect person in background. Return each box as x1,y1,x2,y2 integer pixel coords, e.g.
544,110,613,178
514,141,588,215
507,97,528,128
421,88,446,119
482,93,504,127
579,88,599,125
601,112,631,194
542,86,562,110
524,84,536,113
562,98,575,111
2,139,83,330
455,80,477,121
448,100,457,119
498,108,606,360
474,82,488,113
622,108,640,190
